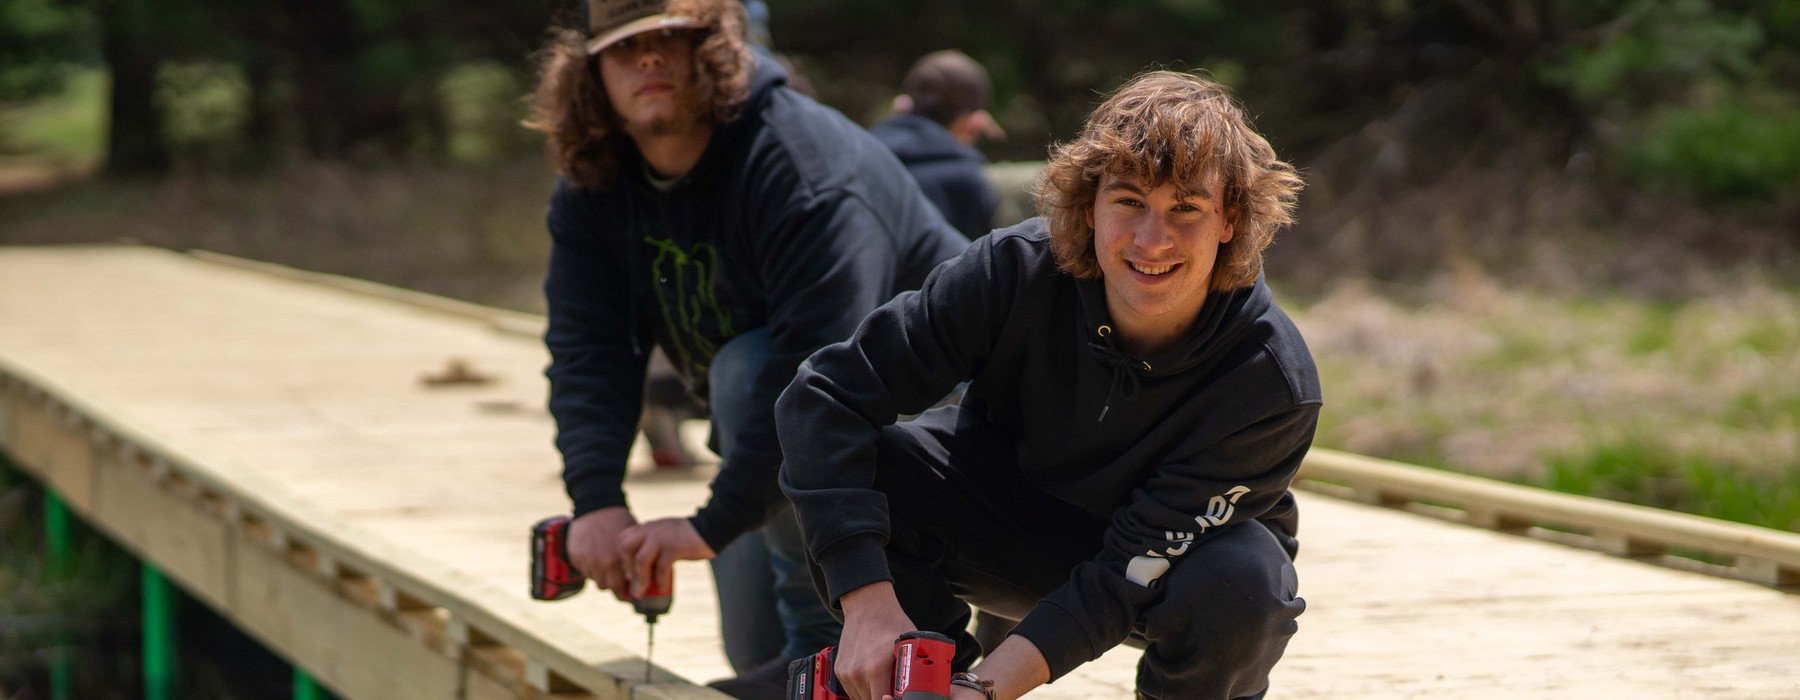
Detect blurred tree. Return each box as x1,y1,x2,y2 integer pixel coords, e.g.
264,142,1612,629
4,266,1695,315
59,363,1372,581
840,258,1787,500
0,0,90,102
74,0,551,170
93,0,171,173
39,0,1798,212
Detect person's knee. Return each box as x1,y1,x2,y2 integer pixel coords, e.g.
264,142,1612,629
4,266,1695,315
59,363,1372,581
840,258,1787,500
1142,525,1302,656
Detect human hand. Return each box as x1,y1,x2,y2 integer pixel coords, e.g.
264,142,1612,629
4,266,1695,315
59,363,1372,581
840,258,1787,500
619,517,715,599
565,507,637,602
835,582,915,700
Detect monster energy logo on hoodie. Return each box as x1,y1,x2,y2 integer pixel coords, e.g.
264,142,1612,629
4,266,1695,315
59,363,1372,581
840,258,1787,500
644,236,735,386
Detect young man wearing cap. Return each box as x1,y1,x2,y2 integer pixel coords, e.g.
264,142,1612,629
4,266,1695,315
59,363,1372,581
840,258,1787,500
778,71,1318,700
524,1,967,696
870,50,1003,240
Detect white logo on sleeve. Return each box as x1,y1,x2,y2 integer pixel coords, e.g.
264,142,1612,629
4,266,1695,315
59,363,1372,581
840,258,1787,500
1123,486,1252,588
1196,485,1251,533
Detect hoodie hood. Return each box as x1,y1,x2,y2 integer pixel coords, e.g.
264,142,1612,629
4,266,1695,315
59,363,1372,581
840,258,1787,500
1073,274,1270,421
671,50,789,190
870,113,986,167
1074,274,1270,376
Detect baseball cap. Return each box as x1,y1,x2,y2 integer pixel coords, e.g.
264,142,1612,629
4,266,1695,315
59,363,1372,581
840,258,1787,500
902,50,992,124
583,0,705,55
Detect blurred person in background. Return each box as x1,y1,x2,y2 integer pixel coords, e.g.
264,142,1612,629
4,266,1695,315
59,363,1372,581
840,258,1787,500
524,0,967,696
779,71,1315,700
874,49,1014,651
871,50,1003,241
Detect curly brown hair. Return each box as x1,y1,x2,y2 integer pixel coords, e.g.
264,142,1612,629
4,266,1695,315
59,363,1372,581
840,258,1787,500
523,0,752,189
1035,71,1304,291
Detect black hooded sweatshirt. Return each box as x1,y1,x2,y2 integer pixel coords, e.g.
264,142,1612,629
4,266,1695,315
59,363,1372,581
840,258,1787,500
778,219,1322,680
543,55,968,552
869,113,997,240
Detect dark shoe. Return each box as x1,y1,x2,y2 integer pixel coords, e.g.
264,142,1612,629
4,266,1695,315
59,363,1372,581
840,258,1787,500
705,654,795,700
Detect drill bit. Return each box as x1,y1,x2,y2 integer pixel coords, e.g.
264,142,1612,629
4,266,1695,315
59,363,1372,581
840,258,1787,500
644,619,655,683
633,574,672,684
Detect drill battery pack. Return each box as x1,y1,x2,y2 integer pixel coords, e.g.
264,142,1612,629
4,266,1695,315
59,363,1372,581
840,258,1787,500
788,630,955,700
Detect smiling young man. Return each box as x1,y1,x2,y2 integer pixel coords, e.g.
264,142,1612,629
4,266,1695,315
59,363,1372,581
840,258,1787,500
523,1,967,697
777,71,1318,700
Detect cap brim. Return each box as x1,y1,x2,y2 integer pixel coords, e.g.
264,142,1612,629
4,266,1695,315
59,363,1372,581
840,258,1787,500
586,15,705,55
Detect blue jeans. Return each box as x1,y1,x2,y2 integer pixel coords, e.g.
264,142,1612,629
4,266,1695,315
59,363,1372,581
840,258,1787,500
707,328,842,671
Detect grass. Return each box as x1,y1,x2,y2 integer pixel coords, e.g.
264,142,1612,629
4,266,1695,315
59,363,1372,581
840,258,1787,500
1545,436,1800,532
0,68,106,163
1287,274,1800,532
0,67,106,187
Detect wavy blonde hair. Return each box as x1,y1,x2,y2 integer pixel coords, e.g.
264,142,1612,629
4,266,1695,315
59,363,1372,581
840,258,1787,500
1036,71,1304,290
523,0,752,189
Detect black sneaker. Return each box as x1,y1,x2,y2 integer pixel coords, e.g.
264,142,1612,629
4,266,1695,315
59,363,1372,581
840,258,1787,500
706,654,795,700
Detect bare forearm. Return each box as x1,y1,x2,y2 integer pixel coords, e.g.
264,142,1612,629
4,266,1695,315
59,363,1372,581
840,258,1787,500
962,635,1049,700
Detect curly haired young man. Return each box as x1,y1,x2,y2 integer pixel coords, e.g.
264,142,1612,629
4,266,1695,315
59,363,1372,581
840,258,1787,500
780,71,1318,700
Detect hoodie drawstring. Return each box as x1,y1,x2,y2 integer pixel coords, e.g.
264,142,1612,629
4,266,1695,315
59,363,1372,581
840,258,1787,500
1088,333,1147,422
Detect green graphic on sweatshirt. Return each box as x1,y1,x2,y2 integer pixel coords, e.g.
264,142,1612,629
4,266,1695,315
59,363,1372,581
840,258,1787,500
643,236,735,383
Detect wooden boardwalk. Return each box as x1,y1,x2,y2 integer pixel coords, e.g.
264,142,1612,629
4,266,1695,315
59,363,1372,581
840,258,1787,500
2,245,1798,699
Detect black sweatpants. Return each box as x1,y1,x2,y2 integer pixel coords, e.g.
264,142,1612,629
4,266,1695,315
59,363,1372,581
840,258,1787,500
811,406,1303,700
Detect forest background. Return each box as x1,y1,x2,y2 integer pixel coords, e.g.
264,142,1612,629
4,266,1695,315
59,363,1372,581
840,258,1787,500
1,0,1798,694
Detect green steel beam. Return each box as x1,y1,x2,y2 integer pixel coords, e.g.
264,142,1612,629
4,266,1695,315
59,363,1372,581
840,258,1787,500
294,669,327,700
141,565,177,700
45,490,73,700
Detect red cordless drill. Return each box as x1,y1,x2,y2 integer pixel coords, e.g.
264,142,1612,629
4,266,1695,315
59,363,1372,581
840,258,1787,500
787,630,956,700
530,515,672,680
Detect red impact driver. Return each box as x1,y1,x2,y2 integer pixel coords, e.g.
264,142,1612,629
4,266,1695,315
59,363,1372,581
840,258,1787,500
788,630,956,700
531,515,672,680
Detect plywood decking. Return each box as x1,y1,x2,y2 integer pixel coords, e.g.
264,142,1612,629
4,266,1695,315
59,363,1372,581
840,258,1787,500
2,245,1798,699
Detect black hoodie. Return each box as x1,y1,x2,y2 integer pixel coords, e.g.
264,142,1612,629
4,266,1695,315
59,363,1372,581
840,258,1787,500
869,113,997,240
543,55,968,552
778,219,1321,680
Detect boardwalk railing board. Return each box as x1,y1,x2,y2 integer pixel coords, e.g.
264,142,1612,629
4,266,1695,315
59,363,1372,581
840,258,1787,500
1297,449,1800,589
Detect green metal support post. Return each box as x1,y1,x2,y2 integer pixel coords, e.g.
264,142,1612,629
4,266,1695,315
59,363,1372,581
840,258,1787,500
141,564,177,700
45,490,73,700
294,669,327,700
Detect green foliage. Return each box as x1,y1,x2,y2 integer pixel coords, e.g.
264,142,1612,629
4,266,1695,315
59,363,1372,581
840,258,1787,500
1542,0,1762,110
0,66,103,164
156,61,249,166
440,61,534,163
1544,435,1800,531
1539,0,1800,205
0,0,91,101
1624,102,1800,203
1727,390,1800,431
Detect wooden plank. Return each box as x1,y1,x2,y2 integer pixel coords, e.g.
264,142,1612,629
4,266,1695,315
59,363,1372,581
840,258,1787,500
7,390,96,513
185,250,546,336
88,443,235,609
0,374,17,450
1299,449,1800,577
229,534,463,700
